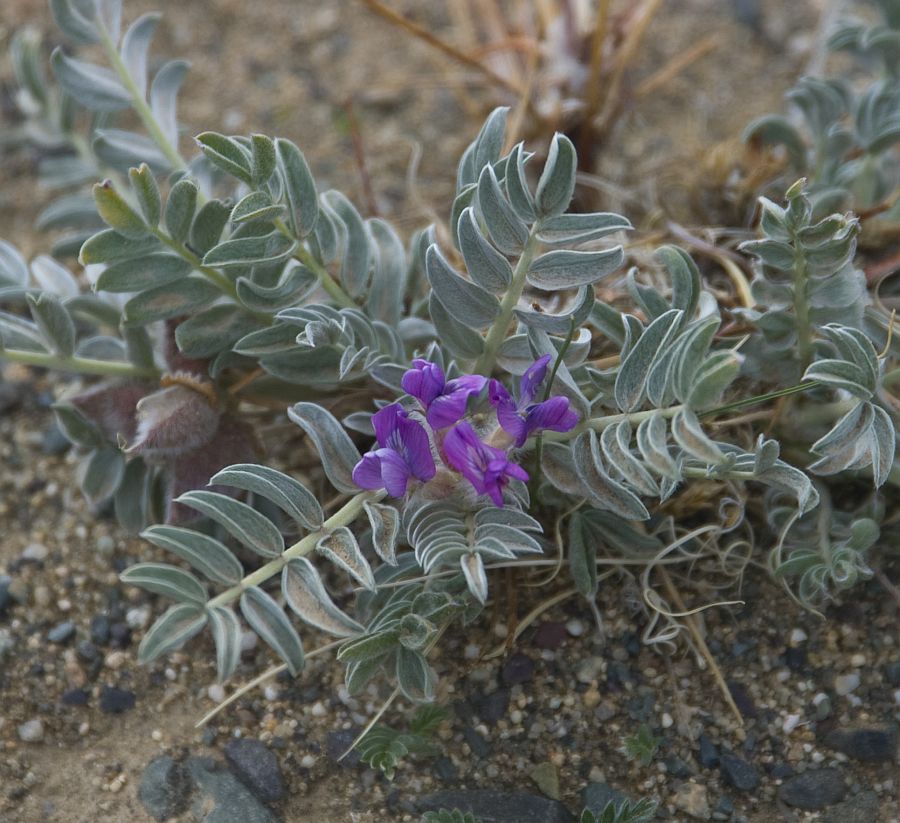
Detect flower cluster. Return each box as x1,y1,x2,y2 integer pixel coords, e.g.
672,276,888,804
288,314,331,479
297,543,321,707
352,356,579,506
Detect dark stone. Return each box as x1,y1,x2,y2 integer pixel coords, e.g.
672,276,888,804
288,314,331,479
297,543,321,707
885,660,900,687
726,681,757,719
778,768,846,810
109,622,132,647
61,688,89,707
0,381,26,414
501,653,535,686
463,725,490,759
698,733,719,768
821,790,880,823
664,755,693,779
624,633,642,657
476,689,510,725
433,756,458,783
223,738,285,804
713,795,734,820
138,756,191,821
719,753,759,792
582,782,629,815
41,423,71,455
785,646,807,671
824,727,898,762
769,762,794,779
419,790,573,823
533,622,567,649
325,729,361,767
0,576,12,618
99,685,135,713
186,757,276,823
90,615,111,645
47,621,75,644
76,641,98,662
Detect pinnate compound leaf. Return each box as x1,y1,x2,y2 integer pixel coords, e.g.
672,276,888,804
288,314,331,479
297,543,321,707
141,525,243,586
286,403,362,493
208,605,242,682
671,409,723,464
316,527,376,591
175,490,284,556
51,49,130,111
210,464,323,530
138,603,207,664
572,431,650,520
615,310,683,411
282,558,363,637
240,587,305,676
426,244,499,328
120,562,208,606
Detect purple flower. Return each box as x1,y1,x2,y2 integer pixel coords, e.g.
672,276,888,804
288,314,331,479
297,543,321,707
489,355,579,446
352,404,436,497
402,359,487,429
443,422,529,506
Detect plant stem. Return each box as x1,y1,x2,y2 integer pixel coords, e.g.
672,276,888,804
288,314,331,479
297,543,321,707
792,244,813,371
148,226,240,299
96,25,188,173
206,490,384,610
476,228,541,376
0,347,160,379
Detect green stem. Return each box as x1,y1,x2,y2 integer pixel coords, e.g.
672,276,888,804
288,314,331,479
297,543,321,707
97,25,188,173
149,226,240,300
792,244,813,371
475,227,541,376
273,219,356,309
699,380,821,417
206,490,384,610
0,347,160,379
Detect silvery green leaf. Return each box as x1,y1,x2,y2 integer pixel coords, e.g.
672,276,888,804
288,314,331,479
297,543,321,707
230,191,283,224
809,401,894,487
527,247,623,291
473,106,509,175
122,324,155,369
208,605,242,681
476,165,528,255
196,132,253,184
803,359,873,398
459,551,488,604
615,310,683,411
450,184,477,250
52,404,102,448
276,138,318,237
534,132,576,218
50,49,129,111
150,59,189,149
121,562,208,606
656,245,701,318
202,231,296,269
753,436,780,474
572,431,649,520
686,351,741,409
345,656,385,694
343,411,374,436
30,255,79,298
79,446,125,503
261,347,342,384
671,409,723,464
0,241,29,287
316,527,375,591
286,403,361,493
742,114,807,168
339,346,368,379
164,179,198,244
236,262,316,312
79,229,161,265
75,336,126,360
323,191,370,299
53,232,96,260
367,218,406,325
568,512,598,597
537,212,632,247
189,199,231,256
310,199,340,264
396,646,436,702
240,588,304,676
36,194,102,232
514,285,594,334
123,276,219,325
672,316,720,402
337,629,398,664
175,490,284,557
0,311,48,352
49,0,99,44
175,305,262,358
26,292,75,357
137,603,206,664
141,525,243,586
211,464,324,530
250,134,277,186
11,27,49,105
426,244,499,329
756,461,818,513
93,181,147,238
541,441,582,495
457,207,512,292
96,252,192,292
526,326,586,405
636,414,679,478
601,422,658,496
93,129,171,174
365,501,400,565
114,458,149,533
739,238,795,271
428,293,485,358
627,269,670,320
588,300,626,346
128,164,161,227
504,143,536,221
282,558,363,637
120,12,159,98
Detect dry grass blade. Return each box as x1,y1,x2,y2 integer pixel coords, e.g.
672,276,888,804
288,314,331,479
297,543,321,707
635,33,719,98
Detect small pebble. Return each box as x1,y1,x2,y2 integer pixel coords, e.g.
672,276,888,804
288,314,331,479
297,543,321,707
834,673,860,696
21,543,49,562
207,683,225,702
18,718,44,743
565,619,585,637
126,606,151,630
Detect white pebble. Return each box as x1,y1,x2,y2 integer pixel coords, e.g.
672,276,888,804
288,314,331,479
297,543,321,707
789,628,807,646
126,606,151,630
850,653,866,667
835,673,860,696
21,543,48,562
207,683,225,702
463,644,481,660
565,619,585,637
18,718,44,742
661,712,673,729
782,714,802,734
240,632,258,653
310,701,327,717
300,754,316,768
263,684,279,701
894,688,900,706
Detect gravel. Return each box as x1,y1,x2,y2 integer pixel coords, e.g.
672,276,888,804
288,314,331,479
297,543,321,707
777,767,847,810
17,718,44,743
824,726,899,762
223,738,286,804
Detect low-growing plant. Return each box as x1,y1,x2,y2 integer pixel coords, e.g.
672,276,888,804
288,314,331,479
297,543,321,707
1,0,899,798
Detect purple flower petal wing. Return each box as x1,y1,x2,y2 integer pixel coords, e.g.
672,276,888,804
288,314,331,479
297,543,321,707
378,449,413,497
401,360,446,407
352,451,385,490
443,423,487,492
427,374,488,429
520,354,552,404
524,396,580,439
395,415,436,482
371,403,405,447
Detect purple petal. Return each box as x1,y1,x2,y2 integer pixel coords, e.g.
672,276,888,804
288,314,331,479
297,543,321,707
426,374,487,429
371,403,405,448
520,355,552,404
401,360,446,407
378,449,413,497
395,414,437,482
353,451,386,489
489,379,527,444
523,396,580,442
